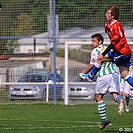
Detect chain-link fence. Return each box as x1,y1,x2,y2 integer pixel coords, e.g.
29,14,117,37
0,0,133,104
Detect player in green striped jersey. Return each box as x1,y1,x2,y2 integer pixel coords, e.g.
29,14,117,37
79,33,124,129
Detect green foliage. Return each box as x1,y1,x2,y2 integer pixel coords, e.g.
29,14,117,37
1,0,133,36
56,48,64,57
15,13,36,36
56,48,91,64
81,44,92,50
29,0,49,33
1,0,133,53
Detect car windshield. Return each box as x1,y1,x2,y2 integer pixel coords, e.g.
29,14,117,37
17,75,47,82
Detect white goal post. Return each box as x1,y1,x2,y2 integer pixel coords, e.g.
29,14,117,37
64,41,92,105
64,41,133,105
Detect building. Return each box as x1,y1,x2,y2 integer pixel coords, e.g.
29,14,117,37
15,27,133,53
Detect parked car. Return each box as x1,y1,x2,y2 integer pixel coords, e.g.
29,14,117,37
62,77,95,100
8,72,64,100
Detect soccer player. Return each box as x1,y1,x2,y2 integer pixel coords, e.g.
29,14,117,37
81,33,124,129
119,62,133,112
79,6,133,87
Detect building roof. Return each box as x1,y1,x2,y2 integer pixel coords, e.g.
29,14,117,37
17,27,133,44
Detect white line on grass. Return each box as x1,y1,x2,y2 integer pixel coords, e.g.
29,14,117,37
1,118,107,130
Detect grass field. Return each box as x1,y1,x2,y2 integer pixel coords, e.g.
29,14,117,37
0,103,132,133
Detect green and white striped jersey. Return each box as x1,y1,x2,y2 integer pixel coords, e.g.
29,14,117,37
90,44,118,77
119,76,126,83
97,62,117,77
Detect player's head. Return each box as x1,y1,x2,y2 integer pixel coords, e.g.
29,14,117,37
106,6,119,20
91,33,104,48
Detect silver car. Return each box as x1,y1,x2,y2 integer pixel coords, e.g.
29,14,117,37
62,77,95,100
8,72,64,100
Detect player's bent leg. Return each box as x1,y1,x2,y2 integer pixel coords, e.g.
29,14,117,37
125,76,133,87
79,73,88,80
115,95,124,115
119,66,133,87
87,62,101,80
97,100,110,129
118,99,124,115
125,95,130,112
79,73,93,82
125,104,130,112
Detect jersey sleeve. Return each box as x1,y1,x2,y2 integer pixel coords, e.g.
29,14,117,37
90,49,98,64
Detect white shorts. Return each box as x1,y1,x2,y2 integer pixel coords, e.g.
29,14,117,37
95,73,120,94
120,82,130,94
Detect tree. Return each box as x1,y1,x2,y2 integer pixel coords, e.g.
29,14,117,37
15,13,36,36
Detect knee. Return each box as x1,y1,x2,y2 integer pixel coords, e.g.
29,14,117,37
95,94,103,102
125,93,129,97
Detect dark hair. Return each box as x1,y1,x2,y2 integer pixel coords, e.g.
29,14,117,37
91,33,104,44
107,6,119,20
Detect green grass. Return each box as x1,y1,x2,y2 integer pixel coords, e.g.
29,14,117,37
0,103,132,133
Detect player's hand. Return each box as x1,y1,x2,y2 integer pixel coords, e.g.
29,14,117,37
97,54,103,60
